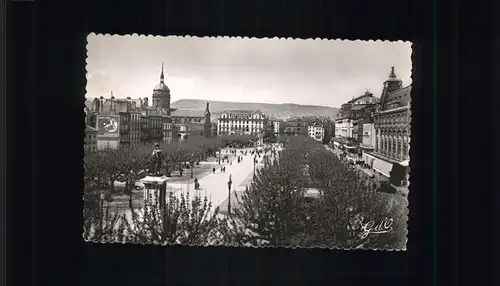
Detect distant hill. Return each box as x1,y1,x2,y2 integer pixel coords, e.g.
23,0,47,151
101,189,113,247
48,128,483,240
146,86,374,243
171,99,339,120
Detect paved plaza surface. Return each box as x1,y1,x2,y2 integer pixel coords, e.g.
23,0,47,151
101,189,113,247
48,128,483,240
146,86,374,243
167,147,267,214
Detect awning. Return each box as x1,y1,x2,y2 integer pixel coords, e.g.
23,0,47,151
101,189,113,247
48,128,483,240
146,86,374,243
359,144,374,150
344,145,356,149
399,159,410,167
362,152,376,166
372,158,393,178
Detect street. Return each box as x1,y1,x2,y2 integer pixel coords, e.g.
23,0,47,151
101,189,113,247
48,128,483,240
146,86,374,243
167,147,267,214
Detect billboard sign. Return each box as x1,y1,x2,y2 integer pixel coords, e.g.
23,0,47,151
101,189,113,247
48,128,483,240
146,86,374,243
97,115,120,139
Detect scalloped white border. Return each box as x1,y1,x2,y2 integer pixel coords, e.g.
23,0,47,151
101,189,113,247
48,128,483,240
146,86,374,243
83,33,412,251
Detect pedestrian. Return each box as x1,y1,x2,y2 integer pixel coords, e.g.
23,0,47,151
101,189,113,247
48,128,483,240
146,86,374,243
212,167,216,174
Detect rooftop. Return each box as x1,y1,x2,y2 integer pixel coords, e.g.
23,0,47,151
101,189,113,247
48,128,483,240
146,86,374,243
348,91,374,103
222,109,261,115
86,125,98,133
382,85,412,111
349,104,368,111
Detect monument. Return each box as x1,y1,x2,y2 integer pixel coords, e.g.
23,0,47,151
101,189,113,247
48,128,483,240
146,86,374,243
141,143,170,207
149,143,165,176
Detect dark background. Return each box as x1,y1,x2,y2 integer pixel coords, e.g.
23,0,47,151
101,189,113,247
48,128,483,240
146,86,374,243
6,0,494,285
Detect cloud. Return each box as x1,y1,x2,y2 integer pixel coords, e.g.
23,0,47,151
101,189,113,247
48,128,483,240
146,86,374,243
86,70,113,94
85,36,412,107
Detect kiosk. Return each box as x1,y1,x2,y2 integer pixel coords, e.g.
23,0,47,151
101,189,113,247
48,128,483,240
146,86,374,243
140,175,170,206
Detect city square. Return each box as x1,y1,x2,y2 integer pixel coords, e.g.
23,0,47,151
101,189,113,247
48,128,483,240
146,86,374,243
84,35,411,249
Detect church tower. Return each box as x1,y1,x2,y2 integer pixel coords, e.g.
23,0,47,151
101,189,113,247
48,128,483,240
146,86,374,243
152,62,171,115
204,102,212,137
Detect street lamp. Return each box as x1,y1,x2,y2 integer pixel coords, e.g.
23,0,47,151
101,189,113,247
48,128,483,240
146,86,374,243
227,174,232,216
190,154,194,179
253,156,257,177
218,148,221,165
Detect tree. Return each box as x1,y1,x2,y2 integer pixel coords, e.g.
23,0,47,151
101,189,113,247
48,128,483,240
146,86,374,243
305,147,407,248
222,145,311,246
82,202,127,243
83,146,150,239
124,191,224,245
220,137,406,249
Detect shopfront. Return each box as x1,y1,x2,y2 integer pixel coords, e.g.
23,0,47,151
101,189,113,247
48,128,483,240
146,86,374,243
372,157,393,178
362,152,376,168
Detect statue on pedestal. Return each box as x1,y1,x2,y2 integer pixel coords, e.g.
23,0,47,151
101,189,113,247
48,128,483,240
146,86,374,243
149,143,165,176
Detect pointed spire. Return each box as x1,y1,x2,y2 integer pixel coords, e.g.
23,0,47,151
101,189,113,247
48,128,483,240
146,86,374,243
160,62,165,82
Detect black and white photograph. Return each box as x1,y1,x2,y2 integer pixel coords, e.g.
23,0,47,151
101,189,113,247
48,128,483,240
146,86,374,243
84,34,411,250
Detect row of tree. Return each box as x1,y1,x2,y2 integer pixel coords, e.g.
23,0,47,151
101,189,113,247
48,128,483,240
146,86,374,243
84,135,258,195
84,135,407,249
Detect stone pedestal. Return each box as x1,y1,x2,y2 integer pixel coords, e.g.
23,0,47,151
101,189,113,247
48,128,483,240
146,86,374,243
140,175,170,206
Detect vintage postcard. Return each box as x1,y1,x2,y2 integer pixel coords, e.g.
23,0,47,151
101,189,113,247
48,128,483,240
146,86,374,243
84,34,411,250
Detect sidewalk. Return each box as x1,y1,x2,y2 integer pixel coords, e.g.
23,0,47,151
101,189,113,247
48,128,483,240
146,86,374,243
167,148,264,213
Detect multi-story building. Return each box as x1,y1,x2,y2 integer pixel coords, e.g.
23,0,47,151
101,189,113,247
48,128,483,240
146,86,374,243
335,117,354,138
322,119,335,143
217,110,266,136
129,111,142,145
147,113,165,143
85,63,217,145
364,67,411,186
85,94,153,146
84,125,98,151
283,119,309,137
308,124,324,142
119,112,131,146
162,121,173,144
359,123,376,151
334,91,379,152
170,102,212,140
273,121,281,135
140,115,149,143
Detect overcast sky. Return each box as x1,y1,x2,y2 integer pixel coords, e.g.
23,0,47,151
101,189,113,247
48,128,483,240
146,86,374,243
86,34,412,108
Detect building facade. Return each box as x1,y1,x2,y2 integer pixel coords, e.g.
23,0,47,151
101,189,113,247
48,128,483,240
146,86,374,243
84,63,214,146
308,124,325,142
129,111,142,145
283,119,309,136
84,125,98,151
118,112,131,146
140,115,149,143
335,118,354,138
360,123,376,151
216,110,266,136
170,102,212,140
334,91,379,154
364,67,411,185
373,67,411,162
273,121,281,135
